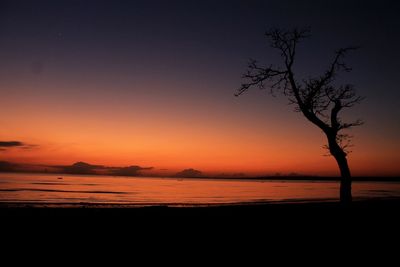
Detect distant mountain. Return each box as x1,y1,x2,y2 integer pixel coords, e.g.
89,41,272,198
175,168,203,178
60,162,104,174
111,165,153,176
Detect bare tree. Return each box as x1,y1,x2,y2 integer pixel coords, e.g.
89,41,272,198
236,29,363,204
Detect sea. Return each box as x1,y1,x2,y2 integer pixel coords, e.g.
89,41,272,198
1,172,400,206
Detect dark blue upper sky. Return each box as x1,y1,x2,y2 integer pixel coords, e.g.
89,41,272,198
1,0,399,93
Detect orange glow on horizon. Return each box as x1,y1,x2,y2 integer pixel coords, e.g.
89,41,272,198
1,83,399,177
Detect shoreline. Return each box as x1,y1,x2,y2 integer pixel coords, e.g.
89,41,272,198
0,198,337,208
1,196,399,209
1,171,400,182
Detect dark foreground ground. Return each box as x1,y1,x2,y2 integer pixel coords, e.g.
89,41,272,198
1,198,399,258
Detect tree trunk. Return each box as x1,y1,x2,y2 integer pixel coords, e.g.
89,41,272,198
335,153,352,204
327,135,352,204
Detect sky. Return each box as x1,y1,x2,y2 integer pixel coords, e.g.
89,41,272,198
0,0,399,176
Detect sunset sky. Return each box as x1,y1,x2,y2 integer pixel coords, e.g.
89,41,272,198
0,0,399,176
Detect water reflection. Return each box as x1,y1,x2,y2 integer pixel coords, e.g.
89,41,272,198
0,173,400,205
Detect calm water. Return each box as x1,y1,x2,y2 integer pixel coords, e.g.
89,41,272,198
1,173,400,205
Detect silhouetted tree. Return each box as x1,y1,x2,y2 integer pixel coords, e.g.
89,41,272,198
236,29,363,204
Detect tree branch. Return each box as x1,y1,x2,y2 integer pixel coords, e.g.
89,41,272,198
236,28,363,147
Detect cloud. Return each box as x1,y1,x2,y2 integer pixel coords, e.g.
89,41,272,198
0,161,19,172
175,168,203,178
0,141,38,151
111,165,153,177
20,144,39,150
0,141,24,147
52,162,153,176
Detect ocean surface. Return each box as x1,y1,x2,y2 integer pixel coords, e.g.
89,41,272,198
1,173,400,206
